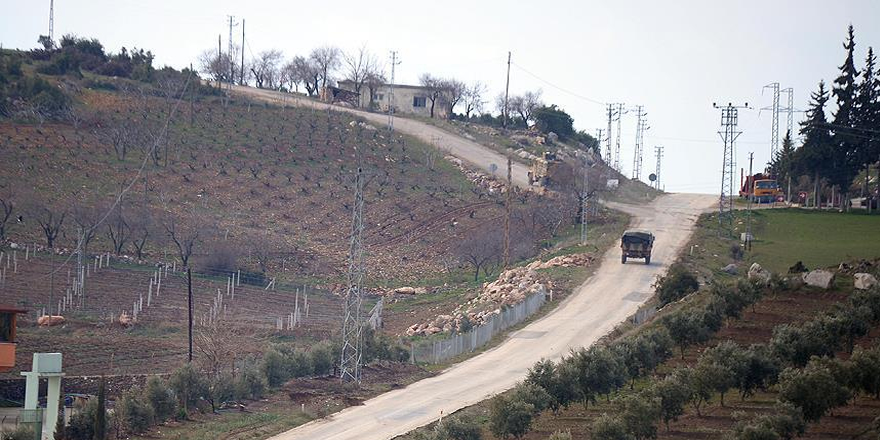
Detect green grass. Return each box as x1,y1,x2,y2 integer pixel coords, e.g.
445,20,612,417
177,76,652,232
749,209,880,273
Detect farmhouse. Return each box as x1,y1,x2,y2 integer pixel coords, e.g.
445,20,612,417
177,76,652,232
333,80,451,118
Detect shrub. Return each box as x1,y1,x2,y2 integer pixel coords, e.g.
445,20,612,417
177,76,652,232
1,426,34,440
590,414,628,440
63,398,98,440
850,345,880,398
489,395,535,439
309,341,335,376
235,366,267,399
118,390,155,434
430,414,482,440
208,374,236,411
654,263,699,306
168,364,209,413
143,376,177,422
262,349,289,386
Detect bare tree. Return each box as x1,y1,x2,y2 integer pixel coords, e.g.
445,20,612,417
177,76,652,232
129,207,152,260
286,55,322,96
510,90,543,127
105,201,130,255
0,187,14,241
71,201,101,254
309,46,341,90
194,317,239,379
419,74,450,119
462,82,487,119
444,79,467,116
101,120,132,161
163,214,200,268
250,49,284,89
364,70,387,109
198,45,241,84
25,201,66,249
456,225,502,281
343,46,382,107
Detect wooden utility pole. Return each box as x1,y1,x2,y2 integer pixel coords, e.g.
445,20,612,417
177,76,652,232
187,268,193,363
503,51,511,128
503,156,512,269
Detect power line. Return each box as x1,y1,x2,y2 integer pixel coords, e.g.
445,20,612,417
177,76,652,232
509,62,606,106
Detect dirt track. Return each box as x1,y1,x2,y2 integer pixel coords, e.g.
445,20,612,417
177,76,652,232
227,86,716,440
227,85,532,188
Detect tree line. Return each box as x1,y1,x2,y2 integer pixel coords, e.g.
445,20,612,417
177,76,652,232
770,25,880,208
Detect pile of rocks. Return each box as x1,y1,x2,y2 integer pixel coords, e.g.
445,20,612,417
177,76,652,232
444,156,506,193
528,253,592,270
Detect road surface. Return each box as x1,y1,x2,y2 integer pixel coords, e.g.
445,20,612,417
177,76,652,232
226,85,532,188
226,86,717,440
266,194,714,440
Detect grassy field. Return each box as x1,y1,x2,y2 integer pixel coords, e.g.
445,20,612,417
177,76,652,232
750,209,880,273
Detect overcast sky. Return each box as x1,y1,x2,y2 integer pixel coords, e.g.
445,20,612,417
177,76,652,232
3,0,880,193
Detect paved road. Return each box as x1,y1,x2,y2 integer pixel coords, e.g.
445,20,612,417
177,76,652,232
227,86,717,440
226,85,532,188
266,193,714,440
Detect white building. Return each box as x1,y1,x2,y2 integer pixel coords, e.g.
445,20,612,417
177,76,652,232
333,80,451,119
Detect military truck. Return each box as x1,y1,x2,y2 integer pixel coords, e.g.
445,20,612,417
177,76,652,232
621,229,654,265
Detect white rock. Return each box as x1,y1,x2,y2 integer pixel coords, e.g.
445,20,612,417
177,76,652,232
748,263,771,285
803,269,835,289
854,273,878,290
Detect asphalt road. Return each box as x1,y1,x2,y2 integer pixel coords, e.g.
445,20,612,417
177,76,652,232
227,86,717,440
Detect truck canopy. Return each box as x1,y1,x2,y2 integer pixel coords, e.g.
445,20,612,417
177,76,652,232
622,229,654,244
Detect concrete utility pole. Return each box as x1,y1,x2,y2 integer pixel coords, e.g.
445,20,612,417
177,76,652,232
714,102,747,232
387,51,400,131
503,51,511,128
227,15,239,84
217,34,222,89
595,128,604,157
48,0,54,42
653,146,664,190
240,19,245,85
614,103,626,172
632,105,648,181
763,82,780,159
604,104,614,169
187,268,193,363
580,165,589,245
746,152,754,250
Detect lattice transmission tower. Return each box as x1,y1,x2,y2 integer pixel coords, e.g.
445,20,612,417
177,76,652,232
653,145,664,190
714,102,746,230
340,165,366,383
613,103,626,172
631,106,648,181
762,82,780,158
604,104,614,167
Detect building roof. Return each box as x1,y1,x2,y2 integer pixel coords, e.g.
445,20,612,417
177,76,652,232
0,305,27,314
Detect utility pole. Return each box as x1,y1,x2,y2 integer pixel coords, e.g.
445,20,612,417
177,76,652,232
653,146,664,190
189,63,195,126
604,104,614,169
632,105,648,181
240,19,245,85
614,103,626,172
502,51,511,129
503,156,512,269
48,0,54,43
595,128,605,156
341,165,366,383
714,102,747,232
746,152,754,250
387,51,400,131
217,34,222,89
227,15,239,85
781,87,794,142
187,268,193,363
763,82,780,159
580,165,589,245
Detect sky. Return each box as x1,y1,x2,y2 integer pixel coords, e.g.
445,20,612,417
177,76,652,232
3,0,880,194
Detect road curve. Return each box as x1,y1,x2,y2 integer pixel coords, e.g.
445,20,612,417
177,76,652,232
266,193,715,440
226,85,532,188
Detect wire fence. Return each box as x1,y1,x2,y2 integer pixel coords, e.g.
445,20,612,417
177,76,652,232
410,291,547,364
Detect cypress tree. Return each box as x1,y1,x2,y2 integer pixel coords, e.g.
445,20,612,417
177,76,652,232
854,47,879,199
93,376,106,440
796,80,833,205
829,25,861,207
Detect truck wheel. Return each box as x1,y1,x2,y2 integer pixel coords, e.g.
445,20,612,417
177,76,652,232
645,256,651,265
621,255,627,264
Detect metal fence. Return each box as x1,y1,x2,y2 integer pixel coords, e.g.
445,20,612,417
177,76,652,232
410,292,547,364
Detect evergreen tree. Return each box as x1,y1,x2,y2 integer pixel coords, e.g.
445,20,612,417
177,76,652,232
854,47,880,195
794,80,833,203
829,25,861,203
93,376,106,440
769,130,795,199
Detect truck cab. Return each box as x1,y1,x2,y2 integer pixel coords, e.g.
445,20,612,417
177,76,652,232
621,230,654,265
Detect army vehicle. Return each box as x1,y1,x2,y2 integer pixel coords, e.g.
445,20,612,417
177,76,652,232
621,229,654,264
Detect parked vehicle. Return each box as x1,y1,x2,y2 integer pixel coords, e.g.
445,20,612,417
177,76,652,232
621,229,654,265
739,172,782,203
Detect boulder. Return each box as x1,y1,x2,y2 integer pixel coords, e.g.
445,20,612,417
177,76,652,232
747,263,771,285
721,263,738,275
854,273,878,290
802,269,835,289
393,286,416,295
